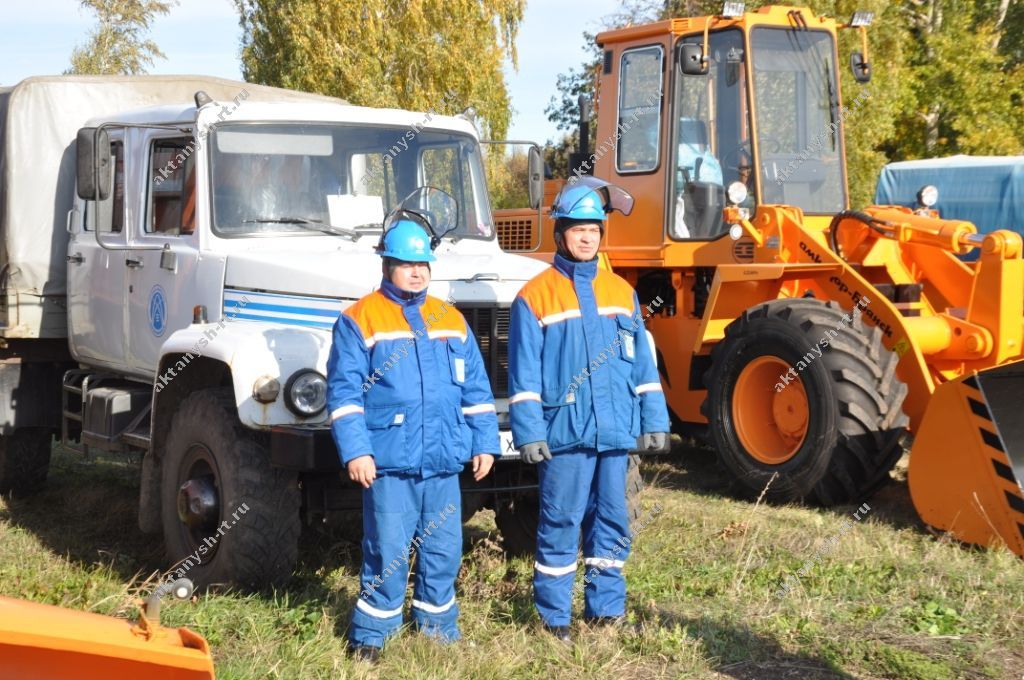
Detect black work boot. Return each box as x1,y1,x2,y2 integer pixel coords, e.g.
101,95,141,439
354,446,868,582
584,615,641,634
543,623,573,644
349,644,381,664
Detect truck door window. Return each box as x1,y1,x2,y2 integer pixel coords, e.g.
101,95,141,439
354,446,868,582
616,45,664,174
84,140,124,233
149,138,196,235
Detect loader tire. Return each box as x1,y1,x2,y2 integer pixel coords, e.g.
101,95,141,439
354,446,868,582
495,453,644,556
0,428,53,495
161,388,300,590
702,299,908,505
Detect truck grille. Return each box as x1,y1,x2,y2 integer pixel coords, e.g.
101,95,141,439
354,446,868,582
458,305,510,398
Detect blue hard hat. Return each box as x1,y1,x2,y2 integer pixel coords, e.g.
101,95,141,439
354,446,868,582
379,219,436,262
549,176,634,221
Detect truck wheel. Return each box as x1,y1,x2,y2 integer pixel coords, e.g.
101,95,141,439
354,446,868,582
702,299,908,505
0,428,53,495
494,454,645,555
160,388,300,590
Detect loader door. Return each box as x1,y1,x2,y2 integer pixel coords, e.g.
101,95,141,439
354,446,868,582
125,134,202,373
67,133,129,367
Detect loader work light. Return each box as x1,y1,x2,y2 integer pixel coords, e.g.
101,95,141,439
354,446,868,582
917,185,939,208
850,10,874,26
284,370,327,417
722,2,745,17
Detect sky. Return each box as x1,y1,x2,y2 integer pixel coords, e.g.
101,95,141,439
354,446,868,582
0,0,625,145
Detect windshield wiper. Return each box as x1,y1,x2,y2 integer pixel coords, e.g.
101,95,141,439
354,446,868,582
241,216,358,240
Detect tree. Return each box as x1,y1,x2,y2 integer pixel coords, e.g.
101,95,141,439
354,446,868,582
66,0,176,75
234,0,525,139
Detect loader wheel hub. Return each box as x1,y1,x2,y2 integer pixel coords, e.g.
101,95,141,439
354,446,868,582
734,356,809,464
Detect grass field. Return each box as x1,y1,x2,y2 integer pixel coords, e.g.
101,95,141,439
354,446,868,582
1,441,1022,679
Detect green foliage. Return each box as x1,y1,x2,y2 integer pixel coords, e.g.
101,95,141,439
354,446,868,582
484,146,530,210
902,600,970,636
234,0,525,139
66,0,176,75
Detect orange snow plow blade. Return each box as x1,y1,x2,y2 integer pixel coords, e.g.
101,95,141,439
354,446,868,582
908,362,1024,557
0,595,215,680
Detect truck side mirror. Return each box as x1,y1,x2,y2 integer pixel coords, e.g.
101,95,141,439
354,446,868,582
850,51,871,83
679,44,708,76
76,127,111,201
528,146,544,210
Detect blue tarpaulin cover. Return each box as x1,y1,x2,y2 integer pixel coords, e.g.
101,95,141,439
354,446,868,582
875,155,1024,239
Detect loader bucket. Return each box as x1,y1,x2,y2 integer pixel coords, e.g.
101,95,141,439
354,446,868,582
908,362,1024,557
0,595,215,680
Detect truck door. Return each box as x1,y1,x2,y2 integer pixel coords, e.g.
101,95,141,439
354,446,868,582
125,133,202,373
67,132,129,367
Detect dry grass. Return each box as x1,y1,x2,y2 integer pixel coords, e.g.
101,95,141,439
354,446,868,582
1,441,1021,679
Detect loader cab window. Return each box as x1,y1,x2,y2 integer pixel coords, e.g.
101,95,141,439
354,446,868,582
84,140,124,233
148,137,197,235
671,30,750,240
616,45,664,174
751,28,845,212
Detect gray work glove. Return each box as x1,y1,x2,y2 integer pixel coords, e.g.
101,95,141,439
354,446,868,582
637,432,669,453
520,441,552,464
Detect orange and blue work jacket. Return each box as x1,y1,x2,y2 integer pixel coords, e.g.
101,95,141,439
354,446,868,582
508,254,670,453
327,278,499,477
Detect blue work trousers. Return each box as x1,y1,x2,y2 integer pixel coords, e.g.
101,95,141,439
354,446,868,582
533,448,631,626
349,472,462,647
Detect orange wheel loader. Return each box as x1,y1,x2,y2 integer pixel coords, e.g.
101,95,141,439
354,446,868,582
495,4,1024,556
0,579,215,679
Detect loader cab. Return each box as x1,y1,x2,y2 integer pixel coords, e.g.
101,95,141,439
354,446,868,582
593,6,853,248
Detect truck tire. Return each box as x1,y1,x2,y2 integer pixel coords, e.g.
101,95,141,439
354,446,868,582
0,428,53,495
702,299,908,505
160,388,300,590
494,453,644,556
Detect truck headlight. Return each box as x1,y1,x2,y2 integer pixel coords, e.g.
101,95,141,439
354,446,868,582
284,370,327,417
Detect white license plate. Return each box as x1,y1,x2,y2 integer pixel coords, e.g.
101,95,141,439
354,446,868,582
498,429,520,459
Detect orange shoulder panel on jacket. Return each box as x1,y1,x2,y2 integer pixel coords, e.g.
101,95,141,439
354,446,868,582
593,269,637,314
422,295,467,340
342,291,410,342
517,267,580,322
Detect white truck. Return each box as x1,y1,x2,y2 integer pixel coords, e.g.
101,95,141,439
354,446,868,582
0,75,549,589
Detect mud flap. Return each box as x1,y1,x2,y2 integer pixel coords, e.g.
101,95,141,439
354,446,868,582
908,362,1024,557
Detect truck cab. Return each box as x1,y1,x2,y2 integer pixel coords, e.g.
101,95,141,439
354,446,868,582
50,81,548,588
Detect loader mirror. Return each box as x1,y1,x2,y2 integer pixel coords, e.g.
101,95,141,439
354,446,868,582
679,43,708,76
76,127,111,201
850,51,872,83
528,146,544,210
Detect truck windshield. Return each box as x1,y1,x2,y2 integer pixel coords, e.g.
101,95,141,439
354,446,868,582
751,27,845,212
209,123,495,239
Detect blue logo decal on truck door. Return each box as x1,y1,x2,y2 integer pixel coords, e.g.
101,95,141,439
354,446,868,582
149,285,167,337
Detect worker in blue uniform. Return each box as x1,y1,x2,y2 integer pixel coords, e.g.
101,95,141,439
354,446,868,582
508,176,671,641
327,217,498,662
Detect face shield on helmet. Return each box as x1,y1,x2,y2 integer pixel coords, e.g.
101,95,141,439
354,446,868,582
549,176,635,222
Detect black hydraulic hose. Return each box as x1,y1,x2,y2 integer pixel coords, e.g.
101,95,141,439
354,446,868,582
828,210,891,261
